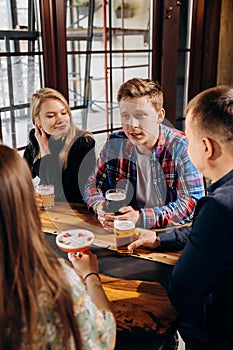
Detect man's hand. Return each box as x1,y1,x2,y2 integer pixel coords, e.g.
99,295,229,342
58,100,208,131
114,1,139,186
128,228,161,252
97,205,140,232
96,202,115,232
116,206,140,224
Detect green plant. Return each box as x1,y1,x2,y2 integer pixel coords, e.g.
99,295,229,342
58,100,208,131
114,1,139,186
77,1,89,6
116,3,130,10
115,3,133,18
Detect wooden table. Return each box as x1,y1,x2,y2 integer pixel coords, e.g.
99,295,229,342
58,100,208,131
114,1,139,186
40,202,181,265
41,202,180,350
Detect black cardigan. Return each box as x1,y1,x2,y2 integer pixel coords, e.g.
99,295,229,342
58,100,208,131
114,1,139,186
24,129,96,203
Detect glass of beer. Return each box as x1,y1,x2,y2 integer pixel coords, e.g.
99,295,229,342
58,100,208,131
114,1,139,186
114,220,139,256
35,184,55,209
105,188,126,213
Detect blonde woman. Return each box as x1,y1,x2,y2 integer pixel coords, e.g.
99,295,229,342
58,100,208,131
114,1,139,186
0,144,116,349
24,88,96,203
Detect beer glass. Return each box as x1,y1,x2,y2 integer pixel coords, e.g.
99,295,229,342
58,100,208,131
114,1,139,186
114,220,139,256
35,184,55,209
105,188,126,213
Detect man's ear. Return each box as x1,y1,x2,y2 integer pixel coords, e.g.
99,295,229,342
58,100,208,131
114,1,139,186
202,137,221,160
158,108,165,123
202,137,213,158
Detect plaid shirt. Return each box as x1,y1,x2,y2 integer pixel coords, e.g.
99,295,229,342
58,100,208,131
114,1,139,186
84,125,205,229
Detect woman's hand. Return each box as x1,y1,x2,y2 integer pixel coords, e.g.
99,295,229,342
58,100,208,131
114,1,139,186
35,125,50,157
35,191,43,209
69,249,117,346
68,250,99,279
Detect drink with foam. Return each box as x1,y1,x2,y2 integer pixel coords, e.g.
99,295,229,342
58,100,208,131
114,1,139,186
35,184,55,209
114,220,139,255
105,188,126,213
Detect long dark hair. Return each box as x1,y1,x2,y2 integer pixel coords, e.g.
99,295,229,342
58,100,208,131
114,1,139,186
0,145,82,349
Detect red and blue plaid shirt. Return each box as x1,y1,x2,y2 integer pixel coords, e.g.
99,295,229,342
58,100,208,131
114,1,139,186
84,125,205,229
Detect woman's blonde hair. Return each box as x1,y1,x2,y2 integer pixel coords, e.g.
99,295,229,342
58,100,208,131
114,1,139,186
0,145,82,349
31,87,81,168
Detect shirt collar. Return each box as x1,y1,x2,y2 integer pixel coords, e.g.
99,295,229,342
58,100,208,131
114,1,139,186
208,169,233,194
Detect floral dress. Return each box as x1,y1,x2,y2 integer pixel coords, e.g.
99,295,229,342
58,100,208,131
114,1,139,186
19,259,115,349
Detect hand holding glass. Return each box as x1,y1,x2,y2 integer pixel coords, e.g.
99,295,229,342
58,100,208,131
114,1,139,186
114,220,139,256
35,184,55,209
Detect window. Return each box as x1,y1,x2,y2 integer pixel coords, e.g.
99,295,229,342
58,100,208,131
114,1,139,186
66,0,153,144
0,0,42,149
0,0,222,149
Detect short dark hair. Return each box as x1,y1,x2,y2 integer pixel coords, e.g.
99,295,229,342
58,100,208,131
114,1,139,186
185,85,233,144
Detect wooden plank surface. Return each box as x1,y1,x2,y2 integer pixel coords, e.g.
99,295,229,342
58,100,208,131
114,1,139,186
101,274,178,334
42,204,180,338
40,202,182,265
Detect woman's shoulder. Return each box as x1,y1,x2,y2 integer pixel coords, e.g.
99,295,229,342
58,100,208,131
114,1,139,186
24,128,39,157
73,129,95,149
